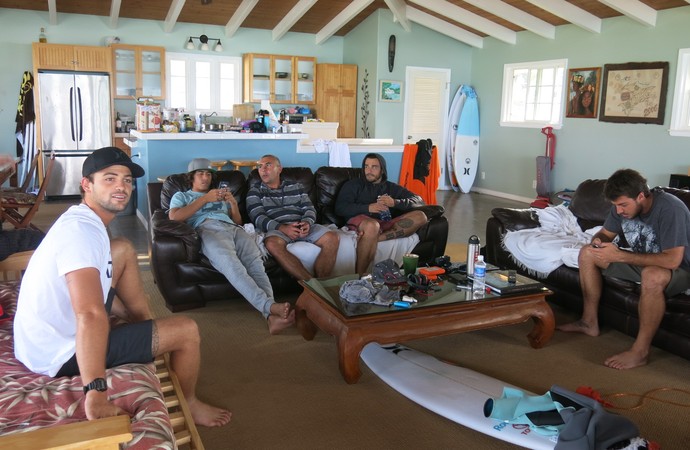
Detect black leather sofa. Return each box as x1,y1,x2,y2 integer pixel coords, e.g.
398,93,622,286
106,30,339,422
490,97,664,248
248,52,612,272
485,179,690,361
148,166,448,312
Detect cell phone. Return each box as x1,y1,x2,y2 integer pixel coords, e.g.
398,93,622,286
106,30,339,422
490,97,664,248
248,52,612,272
218,181,229,190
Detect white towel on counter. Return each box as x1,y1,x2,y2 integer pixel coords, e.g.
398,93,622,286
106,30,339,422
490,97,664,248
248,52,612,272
312,139,351,167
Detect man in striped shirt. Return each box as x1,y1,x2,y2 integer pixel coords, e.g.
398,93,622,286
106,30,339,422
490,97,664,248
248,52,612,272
247,155,339,280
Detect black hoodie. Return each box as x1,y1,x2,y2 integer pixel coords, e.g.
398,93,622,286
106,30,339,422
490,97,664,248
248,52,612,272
334,153,424,220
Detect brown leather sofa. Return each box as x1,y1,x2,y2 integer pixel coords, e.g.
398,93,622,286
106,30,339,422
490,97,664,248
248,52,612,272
148,166,448,312
485,179,690,361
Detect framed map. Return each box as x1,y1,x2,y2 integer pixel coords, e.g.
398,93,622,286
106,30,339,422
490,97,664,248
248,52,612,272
599,61,669,125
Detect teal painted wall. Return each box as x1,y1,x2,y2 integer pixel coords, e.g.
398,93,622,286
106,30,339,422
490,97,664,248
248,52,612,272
343,11,379,139
345,10,472,144
471,6,690,196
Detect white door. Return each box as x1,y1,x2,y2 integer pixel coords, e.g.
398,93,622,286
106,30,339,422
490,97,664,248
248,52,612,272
403,67,451,189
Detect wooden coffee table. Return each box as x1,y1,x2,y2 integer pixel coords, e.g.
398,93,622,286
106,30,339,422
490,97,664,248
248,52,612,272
295,275,554,384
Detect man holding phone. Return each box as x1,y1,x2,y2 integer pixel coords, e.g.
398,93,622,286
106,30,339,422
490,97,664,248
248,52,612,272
558,169,690,370
169,158,293,334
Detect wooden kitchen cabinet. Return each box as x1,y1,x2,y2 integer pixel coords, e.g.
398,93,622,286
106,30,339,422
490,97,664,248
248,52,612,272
111,44,165,99
243,53,316,105
32,43,112,72
315,64,357,138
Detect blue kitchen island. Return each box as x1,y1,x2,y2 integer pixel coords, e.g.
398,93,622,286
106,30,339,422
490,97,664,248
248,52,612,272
126,130,403,221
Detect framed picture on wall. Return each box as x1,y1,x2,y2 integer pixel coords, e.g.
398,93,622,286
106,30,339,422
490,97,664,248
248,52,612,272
379,80,402,102
599,61,669,124
566,67,601,118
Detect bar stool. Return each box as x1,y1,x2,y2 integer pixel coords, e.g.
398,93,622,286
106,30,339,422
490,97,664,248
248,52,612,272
210,160,228,171
229,160,258,172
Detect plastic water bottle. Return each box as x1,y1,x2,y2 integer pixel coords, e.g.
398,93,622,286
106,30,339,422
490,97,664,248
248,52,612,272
473,255,486,298
466,235,480,276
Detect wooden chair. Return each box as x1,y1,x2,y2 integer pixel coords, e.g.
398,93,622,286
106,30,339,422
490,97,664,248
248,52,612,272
0,154,39,194
1,150,55,230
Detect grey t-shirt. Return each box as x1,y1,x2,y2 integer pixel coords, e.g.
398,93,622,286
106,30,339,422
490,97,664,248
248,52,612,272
603,189,690,270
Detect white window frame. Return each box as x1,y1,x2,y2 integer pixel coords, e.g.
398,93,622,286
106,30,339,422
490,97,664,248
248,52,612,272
500,58,567,129
165,52,242,116
669,48,690,137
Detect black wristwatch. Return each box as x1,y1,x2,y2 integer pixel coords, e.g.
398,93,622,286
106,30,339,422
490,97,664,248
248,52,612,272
83,377,107,395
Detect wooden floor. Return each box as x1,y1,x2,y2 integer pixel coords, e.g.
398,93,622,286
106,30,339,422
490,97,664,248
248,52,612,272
7,190,529,262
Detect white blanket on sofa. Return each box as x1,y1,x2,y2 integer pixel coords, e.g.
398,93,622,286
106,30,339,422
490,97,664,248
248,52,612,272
502,204,601,277
243,224,419,276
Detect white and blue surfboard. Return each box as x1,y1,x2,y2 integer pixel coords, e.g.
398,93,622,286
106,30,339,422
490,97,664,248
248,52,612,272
454,86,480,194
446,86,466,192
361,343,556,450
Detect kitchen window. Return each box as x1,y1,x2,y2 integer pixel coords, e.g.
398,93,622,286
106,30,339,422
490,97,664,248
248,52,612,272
669,48,690,137
166,52,242,116
500,59,567,129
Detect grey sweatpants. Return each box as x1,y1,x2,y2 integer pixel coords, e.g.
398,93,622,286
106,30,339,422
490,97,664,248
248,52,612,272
198,220,274,318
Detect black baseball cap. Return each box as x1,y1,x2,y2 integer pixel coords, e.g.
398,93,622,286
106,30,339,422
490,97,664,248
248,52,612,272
82,147,145,178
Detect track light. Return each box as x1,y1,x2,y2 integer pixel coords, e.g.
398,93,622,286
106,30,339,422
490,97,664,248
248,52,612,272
185,34,224,52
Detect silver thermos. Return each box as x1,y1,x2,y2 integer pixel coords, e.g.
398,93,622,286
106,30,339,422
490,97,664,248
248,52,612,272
466,235,480,276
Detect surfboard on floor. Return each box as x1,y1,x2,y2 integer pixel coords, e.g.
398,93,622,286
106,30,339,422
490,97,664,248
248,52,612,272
361,343,556,450
446,85,466,192
454,85,480,194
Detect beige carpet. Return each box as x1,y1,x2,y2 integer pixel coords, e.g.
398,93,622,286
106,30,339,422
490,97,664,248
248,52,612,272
143,271,690,449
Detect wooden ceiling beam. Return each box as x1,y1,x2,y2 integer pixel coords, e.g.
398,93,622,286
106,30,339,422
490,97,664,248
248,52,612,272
410,0,516,44
526,0,602,33
109,0,122,29
384,0,411,32
48,0,57,25
598,0,656,27
273,0,318,41
406,5,483,48
315,0,374,45
226,0,259,38
163,0,186,33
462,0,555,39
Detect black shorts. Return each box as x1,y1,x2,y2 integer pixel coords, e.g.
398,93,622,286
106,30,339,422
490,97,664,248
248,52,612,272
56,288,154,378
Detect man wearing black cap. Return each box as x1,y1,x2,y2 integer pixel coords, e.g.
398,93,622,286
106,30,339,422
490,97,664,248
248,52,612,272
335,153,427,274
14,147,231,427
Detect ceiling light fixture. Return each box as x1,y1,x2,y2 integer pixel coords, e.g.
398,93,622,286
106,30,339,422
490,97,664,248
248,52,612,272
185,34,224,52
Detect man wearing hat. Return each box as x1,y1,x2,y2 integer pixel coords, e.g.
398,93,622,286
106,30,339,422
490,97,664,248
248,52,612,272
14,147,231,427
168,158,293,334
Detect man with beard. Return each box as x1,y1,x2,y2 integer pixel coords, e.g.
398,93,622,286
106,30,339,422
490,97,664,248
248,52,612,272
558,169,690,370
14,147,231,427
335,153,427,274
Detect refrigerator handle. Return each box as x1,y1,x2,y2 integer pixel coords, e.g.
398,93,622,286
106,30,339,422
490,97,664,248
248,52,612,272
77,87,83,142
69,87,76,142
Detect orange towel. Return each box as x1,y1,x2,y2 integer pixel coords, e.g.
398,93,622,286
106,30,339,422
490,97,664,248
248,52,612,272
400,144,440,205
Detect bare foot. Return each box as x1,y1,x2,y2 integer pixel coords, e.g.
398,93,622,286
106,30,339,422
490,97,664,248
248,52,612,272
187,397,232,427
604,349,648,370
268,309,295,335
556,319,600,337
270,302,291,319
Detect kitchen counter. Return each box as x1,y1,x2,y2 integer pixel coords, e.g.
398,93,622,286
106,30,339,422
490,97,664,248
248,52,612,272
126,131,405,223
130,130,307,141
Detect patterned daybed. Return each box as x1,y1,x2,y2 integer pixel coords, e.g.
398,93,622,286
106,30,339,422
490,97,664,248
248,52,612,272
0,279,202,449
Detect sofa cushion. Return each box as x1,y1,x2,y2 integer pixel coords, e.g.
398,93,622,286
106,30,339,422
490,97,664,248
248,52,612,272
568,179,609,227
315,166,362,226
491,207,540,231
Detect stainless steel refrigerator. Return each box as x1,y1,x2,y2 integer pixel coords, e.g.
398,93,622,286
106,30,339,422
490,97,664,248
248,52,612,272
37,70,112,196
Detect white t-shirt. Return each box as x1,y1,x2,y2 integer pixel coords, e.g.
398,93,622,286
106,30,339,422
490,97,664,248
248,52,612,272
14,204,112,376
